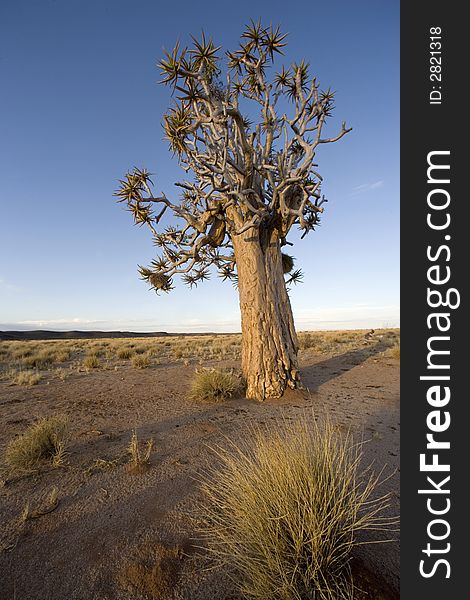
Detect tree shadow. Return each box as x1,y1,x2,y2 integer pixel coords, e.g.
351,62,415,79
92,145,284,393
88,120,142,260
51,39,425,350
301,340,390,391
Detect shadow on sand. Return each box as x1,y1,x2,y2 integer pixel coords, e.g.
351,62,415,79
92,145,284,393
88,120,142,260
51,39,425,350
301,339,390,391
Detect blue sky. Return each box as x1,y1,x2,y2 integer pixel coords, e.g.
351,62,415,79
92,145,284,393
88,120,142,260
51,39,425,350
0,0,399,332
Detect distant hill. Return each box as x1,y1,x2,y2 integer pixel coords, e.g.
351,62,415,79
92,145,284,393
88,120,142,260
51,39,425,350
0,330,176,341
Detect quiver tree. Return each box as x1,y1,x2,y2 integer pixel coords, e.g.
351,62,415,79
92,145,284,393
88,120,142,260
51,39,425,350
116,21,351,400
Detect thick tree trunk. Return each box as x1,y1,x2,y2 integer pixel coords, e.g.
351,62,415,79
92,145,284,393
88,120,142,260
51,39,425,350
232,229,300,401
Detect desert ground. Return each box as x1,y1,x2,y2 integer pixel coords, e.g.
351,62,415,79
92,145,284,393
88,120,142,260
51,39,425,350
0,329,400,600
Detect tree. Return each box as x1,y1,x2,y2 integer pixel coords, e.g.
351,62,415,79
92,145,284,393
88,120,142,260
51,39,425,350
116,21,351,401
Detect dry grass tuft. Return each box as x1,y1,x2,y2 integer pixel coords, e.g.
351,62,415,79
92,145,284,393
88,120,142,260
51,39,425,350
117,347,134,360
132,353,151,369
10,370,41,386
48,486,59,507
199,416,395,600
51,438,67,467
190,368,244,402
387,342,400,360
16,346,70,369
127,430,153,473
5,416,69,471
83,352,100,369
55,367,71,381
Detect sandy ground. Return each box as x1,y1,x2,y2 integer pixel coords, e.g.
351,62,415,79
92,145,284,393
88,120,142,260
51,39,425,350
0,338,399,600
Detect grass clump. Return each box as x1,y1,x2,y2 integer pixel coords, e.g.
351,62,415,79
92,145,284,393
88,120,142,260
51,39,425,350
387,342,400,359
190,368,244,402
127,430,153,473
132,353,150,369
21,351,52,369
117,347,134,360
55,367,71,381
134,345,151,355
83,352,100,369
5,416,69,471
10,369,41,386
16,345,71,368
199,416,395,600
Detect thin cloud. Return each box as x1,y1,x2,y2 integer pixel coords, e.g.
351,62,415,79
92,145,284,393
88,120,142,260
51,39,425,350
17,318,105,328
0,278,22,292
350,180,384,195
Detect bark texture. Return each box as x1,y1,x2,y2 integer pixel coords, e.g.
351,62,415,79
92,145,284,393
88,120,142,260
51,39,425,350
233,230,300,401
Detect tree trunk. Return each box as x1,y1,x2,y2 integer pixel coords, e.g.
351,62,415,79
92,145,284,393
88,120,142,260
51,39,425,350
232,229,300,401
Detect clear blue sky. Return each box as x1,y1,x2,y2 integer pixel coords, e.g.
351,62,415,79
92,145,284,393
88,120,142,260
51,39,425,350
0,0,399,332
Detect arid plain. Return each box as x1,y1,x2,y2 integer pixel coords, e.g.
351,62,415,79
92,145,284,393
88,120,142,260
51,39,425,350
0,329,400,599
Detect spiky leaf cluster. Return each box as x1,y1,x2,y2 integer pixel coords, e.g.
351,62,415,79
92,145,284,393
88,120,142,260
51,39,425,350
116,22,350,293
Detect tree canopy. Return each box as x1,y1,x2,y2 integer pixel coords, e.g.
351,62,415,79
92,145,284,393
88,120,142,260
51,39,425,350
115,21,351,293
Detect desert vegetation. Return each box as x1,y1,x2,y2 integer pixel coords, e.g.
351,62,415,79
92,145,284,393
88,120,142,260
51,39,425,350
0,7,400,599
6,369,42,386
5,415,68,471
190,367,245,402
0,312,402,576
0,328,399,599
200,416,396,599
0,329,399,383
386,342,400,360
132,352,151,369
127,429,154,473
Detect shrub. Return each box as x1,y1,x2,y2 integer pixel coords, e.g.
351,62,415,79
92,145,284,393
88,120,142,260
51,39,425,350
5,415,69,471
190,368,244,402
387,342,400,359
199,417,395,600
132,353,150,369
